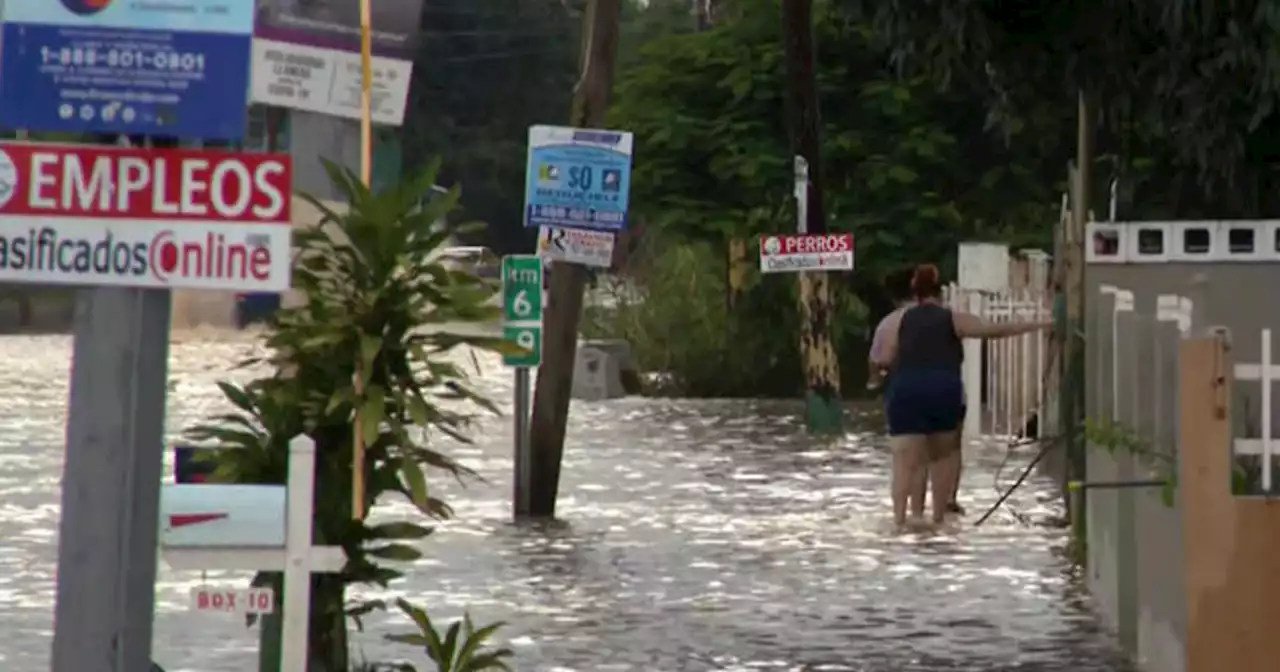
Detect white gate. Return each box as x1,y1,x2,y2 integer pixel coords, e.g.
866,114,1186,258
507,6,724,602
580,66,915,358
944,285,1052,441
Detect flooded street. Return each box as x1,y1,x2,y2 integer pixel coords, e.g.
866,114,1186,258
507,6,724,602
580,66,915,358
0,331,1132,671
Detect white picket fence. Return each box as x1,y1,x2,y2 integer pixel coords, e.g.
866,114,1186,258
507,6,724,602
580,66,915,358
943,284,1053,441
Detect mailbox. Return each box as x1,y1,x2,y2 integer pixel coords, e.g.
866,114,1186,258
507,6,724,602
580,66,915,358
159,484,286,548
174,445,218,484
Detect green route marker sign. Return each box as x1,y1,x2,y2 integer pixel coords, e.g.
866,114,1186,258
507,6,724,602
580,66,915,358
501,255,544,367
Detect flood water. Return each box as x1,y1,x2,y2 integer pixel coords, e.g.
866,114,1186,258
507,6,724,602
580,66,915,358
0,331,1133,671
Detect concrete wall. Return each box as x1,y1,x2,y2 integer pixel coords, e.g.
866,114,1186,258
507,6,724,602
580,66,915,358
1084,284,1188,672
1084,219,1280,672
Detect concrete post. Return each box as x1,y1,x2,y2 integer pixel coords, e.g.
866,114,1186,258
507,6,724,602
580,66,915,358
290,111,361,201
51,288,172,672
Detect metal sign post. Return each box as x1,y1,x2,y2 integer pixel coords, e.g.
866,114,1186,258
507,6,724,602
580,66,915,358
794,155,809,235
502,255,544,517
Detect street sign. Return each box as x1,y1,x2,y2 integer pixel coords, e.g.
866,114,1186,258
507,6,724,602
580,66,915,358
759,233,855,274
0,142,293,291
0,1,255,140
537,225,615,268
523,125,634,232
503,325,543,368
502,255,543,367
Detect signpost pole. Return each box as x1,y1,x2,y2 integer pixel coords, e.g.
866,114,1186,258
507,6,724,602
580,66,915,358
501,255,544,518
52,287,172,672
513,367,533,515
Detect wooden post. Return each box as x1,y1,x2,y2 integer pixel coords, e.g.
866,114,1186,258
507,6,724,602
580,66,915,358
1063,90,1091,541
781,0,841,434
526,0,624,518
352,0,374,521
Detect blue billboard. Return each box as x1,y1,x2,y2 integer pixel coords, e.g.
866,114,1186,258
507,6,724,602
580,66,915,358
523,125,634,232
0,1,254,140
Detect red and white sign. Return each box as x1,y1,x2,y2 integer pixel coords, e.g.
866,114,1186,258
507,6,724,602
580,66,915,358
759,233,854,273
0,142,293,291
191,586,275,615
538,225,615,268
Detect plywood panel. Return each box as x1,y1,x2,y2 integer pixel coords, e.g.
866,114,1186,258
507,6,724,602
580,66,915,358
1181,336,1280,672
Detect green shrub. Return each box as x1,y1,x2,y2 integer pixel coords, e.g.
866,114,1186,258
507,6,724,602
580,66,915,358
585,236,871,398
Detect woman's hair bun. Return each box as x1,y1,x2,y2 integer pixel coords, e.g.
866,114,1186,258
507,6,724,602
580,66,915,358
910,264,941,298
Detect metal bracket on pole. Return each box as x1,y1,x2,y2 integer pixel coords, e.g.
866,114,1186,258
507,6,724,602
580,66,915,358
793,155,809,234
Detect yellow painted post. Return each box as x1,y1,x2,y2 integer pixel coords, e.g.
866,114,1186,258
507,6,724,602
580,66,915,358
353,0,374,520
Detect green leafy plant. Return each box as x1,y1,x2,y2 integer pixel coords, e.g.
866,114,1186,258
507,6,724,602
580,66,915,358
364,598,513,672
1084,417,1179,506
186,159,520,669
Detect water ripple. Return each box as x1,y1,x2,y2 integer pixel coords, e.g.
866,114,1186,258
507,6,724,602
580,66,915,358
0,330,1131,671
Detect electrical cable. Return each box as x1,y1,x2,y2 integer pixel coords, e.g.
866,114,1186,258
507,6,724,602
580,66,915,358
980,293,1067,527
975,434,1063,527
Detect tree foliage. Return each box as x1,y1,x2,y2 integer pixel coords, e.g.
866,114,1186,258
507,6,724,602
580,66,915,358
403,0,580,253
844,0,1280,218
187,162,514,669
610,0,1059,315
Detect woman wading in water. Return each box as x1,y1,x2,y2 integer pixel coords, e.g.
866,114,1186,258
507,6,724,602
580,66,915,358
873,264,1050,529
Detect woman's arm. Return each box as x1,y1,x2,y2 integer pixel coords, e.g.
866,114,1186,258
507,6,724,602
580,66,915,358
876,312,902,367
952,310,1052,340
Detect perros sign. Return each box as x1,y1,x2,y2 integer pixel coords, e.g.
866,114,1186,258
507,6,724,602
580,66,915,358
0,142,292,291
759,233,854,274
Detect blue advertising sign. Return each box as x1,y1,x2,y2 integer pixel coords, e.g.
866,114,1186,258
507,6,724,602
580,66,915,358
523,125,634,232
0,1,254,140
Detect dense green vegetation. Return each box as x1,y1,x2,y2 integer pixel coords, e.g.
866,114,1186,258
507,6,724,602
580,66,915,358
190,164,514,670
401,0,1070,397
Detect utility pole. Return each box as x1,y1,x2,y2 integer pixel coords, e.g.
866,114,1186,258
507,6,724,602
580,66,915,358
1064,90,1092,544
51,134,173,672
526,0,624,518
781,0,842,434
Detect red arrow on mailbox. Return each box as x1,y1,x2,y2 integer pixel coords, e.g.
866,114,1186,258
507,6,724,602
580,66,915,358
169,513,229,528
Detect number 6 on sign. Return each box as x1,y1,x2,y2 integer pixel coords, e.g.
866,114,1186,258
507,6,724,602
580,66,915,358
501,255,543,324
512,290,532,318
501,255,544,367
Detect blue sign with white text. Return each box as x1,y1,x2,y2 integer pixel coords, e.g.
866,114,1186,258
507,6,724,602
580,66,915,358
0,0,254,140
523,125,634,232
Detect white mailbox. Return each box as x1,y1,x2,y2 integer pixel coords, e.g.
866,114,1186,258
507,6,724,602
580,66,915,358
160,484,286,548
159,434,347,672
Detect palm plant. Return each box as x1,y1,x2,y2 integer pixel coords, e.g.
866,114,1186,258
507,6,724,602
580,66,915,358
186,159,517,670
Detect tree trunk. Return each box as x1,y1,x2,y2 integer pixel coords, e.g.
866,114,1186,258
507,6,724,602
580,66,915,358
527,0,625,519
726,238,748,311
308,575,349,671
781,0,842,434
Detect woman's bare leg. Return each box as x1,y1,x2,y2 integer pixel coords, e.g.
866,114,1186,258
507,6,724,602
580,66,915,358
910,462,929,518
948,430,964,506
890,435,925,527
927,431,960,524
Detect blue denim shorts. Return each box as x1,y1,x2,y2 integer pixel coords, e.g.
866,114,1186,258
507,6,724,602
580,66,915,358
885,369,964,436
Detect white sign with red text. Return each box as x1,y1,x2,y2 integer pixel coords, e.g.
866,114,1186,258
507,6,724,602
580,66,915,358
0,142,293,291
191,586,275,615
537,225,615,268
759,233,854,273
